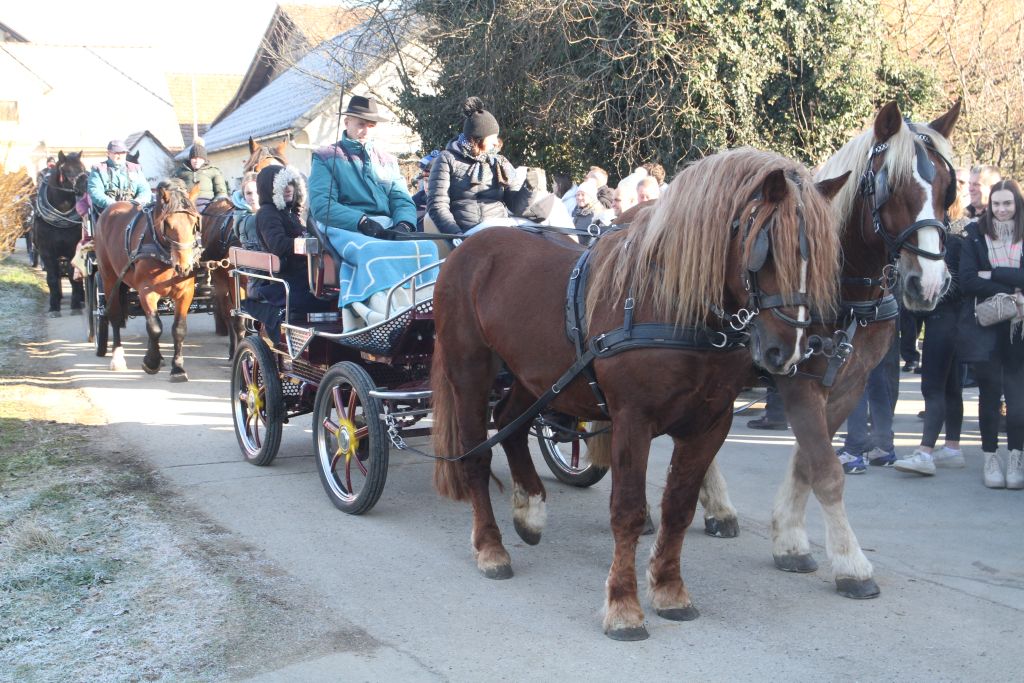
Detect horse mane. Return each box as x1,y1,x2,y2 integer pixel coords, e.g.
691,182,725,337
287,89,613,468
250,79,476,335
155,179,199,221
586,147,839,328
815,116,955,228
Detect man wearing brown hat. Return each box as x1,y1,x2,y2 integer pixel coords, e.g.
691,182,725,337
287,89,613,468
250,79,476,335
86,139,151,212
308,94,437,320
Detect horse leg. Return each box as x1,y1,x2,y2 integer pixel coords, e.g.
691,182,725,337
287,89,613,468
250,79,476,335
431,343,509,578
649,414,733,622
774,378,878,597
138,292,164,374
169,291,193,382
68,239,84,311
40,240,63,315
494,382,547,546
603,417,652,640
109,312,126,371
699,459,740,538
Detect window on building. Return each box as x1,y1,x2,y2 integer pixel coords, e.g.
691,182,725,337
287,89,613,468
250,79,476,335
0,101,18,122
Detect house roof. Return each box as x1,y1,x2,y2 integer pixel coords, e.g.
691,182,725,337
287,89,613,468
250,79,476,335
0,43,184,151
195,21,393,156
0,20,28,42
211,4,366,125
125,130,173,157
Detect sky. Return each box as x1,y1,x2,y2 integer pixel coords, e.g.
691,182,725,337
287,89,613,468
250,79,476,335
3,1,340,74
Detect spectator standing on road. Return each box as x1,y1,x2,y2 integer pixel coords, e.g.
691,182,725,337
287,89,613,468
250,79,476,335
958,179,1024,489
637,176,661,203
895,224,966,475
612,183,638,218
584,166,615,209
967,165,1001,219
836,336,901,474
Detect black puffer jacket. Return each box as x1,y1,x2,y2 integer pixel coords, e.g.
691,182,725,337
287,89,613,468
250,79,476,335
250,166,314,309
426,138,531,234
958,221,1024,365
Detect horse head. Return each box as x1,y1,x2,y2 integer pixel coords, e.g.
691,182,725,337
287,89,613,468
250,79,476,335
55,151,87,195
862,100,960,311
244,135,288,173
728,165,847,375
155,181,203,276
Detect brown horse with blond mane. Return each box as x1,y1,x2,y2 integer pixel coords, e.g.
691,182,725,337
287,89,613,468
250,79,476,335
699,100,961,599
430,147,849,639
94,180,203,381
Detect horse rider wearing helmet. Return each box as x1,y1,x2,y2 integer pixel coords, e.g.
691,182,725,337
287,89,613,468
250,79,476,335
86,139,152,214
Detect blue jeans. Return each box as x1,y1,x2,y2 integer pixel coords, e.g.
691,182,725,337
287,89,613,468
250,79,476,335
844,339,900,454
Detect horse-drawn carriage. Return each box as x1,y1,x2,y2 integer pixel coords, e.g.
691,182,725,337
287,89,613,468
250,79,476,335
227,234,607,515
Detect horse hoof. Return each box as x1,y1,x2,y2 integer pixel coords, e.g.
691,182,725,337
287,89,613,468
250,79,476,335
704,516,739,538
836,577,880,600
480,564,513,580
142,362,160,375
656,605,700,622
169,372,189,383
774,553,819,573
513,518,542,546
605,625,649,641
48,310,61,318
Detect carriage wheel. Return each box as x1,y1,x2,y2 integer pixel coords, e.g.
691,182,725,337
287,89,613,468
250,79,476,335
536,420,609,487
90,270,108,357
231,337,283,466
84,255,96,343
313,362,388,515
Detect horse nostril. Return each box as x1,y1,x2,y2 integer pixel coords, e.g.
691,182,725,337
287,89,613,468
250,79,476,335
765,346,785,369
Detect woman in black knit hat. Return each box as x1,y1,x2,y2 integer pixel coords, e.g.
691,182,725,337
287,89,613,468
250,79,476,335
426,97,536,235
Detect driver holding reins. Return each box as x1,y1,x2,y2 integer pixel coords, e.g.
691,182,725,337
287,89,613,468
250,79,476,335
86,139,152,214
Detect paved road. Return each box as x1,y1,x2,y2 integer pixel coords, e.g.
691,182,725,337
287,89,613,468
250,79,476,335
38,277,1024,682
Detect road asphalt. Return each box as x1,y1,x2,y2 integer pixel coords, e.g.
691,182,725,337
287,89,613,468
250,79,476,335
33,268,1024,682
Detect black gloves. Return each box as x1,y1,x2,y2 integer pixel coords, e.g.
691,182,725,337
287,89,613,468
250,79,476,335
358,217,415,239
358,216,388,239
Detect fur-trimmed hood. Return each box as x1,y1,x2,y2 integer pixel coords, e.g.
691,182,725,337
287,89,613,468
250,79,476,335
256,164,306,213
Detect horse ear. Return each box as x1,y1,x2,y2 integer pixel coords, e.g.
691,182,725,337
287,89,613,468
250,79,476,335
58,151,66,163
761,169,788,204
273,139,288,158
873,101,903,143
815,171,851,201
929,99,961,140
188,183,202,203
248,136,257,154
160,187,171,204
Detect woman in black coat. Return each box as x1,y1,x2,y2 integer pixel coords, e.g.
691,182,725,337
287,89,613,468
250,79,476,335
426,97,533,235
958,178,1024,489
248,165,333,320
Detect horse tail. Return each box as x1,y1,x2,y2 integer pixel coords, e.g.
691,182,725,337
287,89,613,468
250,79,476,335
431,343,471,501
587,421,613,469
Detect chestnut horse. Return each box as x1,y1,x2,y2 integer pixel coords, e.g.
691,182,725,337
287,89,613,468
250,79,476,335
430,148,848,639
200,136,289,356
700,101,961,598
94,180,203,381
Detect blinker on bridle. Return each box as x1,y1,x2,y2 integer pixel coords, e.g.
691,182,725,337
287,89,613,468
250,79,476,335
730,175,811,330
859,123,956,262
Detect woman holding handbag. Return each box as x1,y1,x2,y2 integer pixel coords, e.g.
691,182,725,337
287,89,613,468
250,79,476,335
959,179,1024,489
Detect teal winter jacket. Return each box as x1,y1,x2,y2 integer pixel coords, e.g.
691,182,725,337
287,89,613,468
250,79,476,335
308,133,415,232
87,160,151,211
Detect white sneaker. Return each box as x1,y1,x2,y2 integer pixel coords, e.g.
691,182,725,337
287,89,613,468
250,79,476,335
983,451,1006,489
932,446,965,468
1006,449,1024,490
894,449,936,476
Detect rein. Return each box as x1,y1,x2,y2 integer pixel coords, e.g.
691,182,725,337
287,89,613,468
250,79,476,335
35,177,82,229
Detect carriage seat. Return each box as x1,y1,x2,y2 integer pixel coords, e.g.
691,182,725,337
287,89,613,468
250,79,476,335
229,246,281,275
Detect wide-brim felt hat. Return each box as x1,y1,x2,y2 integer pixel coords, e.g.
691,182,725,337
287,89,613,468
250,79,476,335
342,94,389,123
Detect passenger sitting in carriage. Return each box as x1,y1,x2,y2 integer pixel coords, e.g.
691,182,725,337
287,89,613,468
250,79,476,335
244,165,334,335
426,97,546,235
172,138,228,210
307,94,438,330
86,139,151,215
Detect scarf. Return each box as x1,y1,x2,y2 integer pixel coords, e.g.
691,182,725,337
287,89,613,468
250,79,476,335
986,220,1021,269
454,133,510,187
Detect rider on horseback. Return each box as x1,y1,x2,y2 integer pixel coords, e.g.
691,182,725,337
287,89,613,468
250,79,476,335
86,140,151,213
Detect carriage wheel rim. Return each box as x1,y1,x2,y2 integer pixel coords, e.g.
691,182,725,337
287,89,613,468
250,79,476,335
235,351,265,457
542,424,591,473
319,380,368,502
